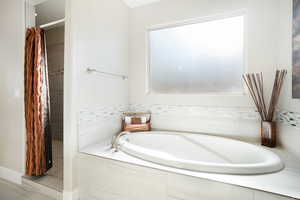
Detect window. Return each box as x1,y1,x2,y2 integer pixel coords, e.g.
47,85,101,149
148,15,245,94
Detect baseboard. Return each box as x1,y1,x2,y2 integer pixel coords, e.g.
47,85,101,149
63,189,79,200
0,166,22,184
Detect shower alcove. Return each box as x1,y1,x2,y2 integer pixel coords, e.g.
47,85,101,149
23,0,65,196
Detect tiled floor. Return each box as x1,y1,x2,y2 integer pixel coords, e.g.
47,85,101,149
24,140,63,192
0,179,55,200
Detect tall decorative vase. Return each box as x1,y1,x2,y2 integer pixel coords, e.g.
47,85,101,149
261,121,276,148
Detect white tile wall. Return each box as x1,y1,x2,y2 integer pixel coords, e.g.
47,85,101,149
255,191,296,200
129,104,300,142
75,0,129,150
78,103,300,149
123,0,160,8
77,154,297,200
78,105,127,149
167,174,254,200
277,111,300,129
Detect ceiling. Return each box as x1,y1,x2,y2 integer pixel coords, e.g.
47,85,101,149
31,0,159,26
33,0,65,26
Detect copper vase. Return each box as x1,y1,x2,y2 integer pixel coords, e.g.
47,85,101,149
261,121,276,148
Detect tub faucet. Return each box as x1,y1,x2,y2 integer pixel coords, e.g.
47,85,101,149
111,131,129,152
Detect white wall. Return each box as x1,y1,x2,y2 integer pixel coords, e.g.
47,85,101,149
72,0,300,163
71,0,129,150
277,0,300,162
63,0,76,196
129,0,279,106
25,0,36,28
69,0,300,198
66,0,129,197
0,0,26,183
128,0,300,157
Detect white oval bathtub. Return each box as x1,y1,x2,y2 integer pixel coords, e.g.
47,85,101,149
118,131,284,175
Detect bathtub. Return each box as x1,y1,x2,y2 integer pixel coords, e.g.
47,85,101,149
117,131,284,175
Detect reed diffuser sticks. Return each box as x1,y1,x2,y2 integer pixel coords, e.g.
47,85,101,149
242,70,287,122
243,70,287,147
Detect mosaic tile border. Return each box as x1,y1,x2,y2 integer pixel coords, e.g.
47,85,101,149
277,111,300,129
129,104,260,120
78,104,300,129
78,105,127,125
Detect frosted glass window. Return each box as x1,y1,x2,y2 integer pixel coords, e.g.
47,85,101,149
149,16,245,94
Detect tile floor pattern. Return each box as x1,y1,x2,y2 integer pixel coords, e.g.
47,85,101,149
0,179,55,200
24,140,63,192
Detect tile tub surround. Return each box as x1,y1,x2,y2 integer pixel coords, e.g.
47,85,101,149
77,104,300,198
78,104,300,132
129,104,300,130
80,142,300,200
277,111,300,129
78,104,300,148
77,153,298,200
77,105,300,130
78,105,262,147
78,105,128,149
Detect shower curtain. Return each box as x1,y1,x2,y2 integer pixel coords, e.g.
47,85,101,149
24,27,52,176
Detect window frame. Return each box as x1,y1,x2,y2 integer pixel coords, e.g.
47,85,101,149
145,10,248,96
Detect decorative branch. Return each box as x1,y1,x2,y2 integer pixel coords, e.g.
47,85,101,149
243,70,287,122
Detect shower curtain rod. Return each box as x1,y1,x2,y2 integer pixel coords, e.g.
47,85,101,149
40,18,65,29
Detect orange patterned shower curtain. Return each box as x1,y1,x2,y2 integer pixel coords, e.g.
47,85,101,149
24,28,52,176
